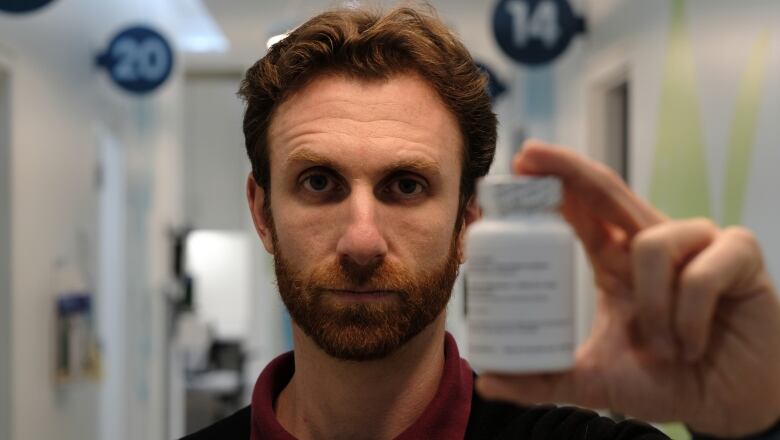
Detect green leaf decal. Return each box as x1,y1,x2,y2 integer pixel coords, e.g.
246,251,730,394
722,32,770,226
649,0,711,218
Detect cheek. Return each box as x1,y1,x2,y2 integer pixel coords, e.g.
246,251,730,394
389,204,458,267
271,205,341,269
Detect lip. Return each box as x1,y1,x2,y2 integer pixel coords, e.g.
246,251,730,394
326,289,396,301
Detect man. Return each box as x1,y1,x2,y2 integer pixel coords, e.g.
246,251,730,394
184,5,780,439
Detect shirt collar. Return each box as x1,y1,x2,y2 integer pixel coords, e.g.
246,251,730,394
250,332,473,439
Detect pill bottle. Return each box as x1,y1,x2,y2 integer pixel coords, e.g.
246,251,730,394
466,175,575,373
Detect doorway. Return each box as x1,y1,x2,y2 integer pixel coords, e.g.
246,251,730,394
604,80,630,181
588,74,630,181
581,71,631,345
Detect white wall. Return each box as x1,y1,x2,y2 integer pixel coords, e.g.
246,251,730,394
565,0,780,278
0,1,185,439
525,0,780,342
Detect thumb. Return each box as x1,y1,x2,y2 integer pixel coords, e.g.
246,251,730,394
475,372,582,406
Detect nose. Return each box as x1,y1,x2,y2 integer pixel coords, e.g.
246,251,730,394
336,187,388,267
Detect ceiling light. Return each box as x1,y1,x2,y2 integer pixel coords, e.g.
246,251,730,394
266,33,289,49
172,0,229,53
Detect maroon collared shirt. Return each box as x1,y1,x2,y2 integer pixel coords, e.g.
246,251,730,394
250,333,473,439
183,335,671,440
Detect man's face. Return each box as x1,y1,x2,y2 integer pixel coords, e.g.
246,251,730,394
248,72,469,360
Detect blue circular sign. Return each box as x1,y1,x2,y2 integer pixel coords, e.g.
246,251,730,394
493,0,585,66
0,0,55,13
96,26,174,95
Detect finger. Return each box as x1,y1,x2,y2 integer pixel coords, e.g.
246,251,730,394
476,373,572,405
513,141,665,236
562,201,634,287
631,218,718,359
675,226,766,361
512,141,638,282
558,190,615,255
476,368,604,409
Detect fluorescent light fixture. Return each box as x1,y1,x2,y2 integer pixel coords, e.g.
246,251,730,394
266,33,289,49
172,0,230,53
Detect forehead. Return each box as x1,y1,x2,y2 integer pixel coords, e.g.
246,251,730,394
267,72,463,170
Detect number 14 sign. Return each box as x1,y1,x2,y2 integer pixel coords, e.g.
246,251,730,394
493,0,586,66
96,26,174,95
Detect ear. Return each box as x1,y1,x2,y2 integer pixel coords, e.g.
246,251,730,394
246,173,275,254
456,196,481,264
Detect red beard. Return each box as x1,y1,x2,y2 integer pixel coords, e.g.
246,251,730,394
272,233,460,361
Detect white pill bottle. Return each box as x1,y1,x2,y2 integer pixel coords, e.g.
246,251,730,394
466,175,575,373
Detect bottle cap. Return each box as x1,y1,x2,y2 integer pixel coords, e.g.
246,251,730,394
477,175,562,216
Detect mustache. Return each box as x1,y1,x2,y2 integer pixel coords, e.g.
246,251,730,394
307,257,415,293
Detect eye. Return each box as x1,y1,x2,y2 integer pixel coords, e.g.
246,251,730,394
301,173,337,193
389,177,425,197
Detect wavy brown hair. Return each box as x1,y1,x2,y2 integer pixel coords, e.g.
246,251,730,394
238,4,497,220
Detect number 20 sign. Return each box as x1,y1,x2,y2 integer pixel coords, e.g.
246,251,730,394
493,0,585,66
96,26,174,95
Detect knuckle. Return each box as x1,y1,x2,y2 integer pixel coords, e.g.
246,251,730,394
632,227,672,264
725,226,759,251
688,217,718,234
680,266,713,296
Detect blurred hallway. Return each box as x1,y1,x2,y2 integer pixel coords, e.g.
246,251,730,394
1,1,778,439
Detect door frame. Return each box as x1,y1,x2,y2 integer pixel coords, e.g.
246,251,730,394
0,52,15,440
579,55,632,343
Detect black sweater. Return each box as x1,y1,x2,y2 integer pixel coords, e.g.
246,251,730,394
183,388,669,439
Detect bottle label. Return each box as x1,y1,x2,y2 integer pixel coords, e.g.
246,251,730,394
467,240,573,371
481,177,561,216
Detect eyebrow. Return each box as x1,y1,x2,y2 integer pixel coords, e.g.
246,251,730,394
285,148,441,174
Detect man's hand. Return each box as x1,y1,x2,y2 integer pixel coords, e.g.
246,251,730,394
475,141,780,437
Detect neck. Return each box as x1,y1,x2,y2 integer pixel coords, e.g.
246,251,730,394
276,314,447,440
